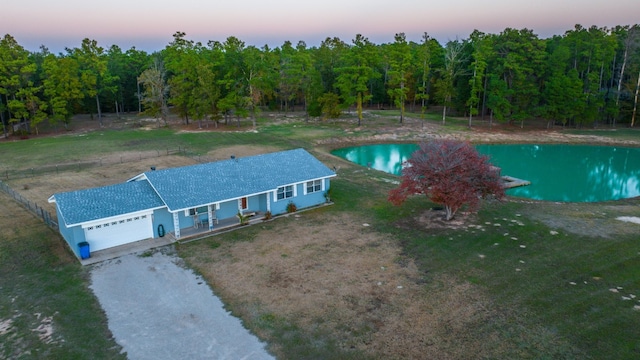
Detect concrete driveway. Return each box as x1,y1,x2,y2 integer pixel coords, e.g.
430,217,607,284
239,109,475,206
89,248,274,360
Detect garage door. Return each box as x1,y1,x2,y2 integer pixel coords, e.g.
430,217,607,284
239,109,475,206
84,214,153,251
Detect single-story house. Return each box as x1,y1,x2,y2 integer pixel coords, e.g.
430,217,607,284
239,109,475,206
48,148,336,259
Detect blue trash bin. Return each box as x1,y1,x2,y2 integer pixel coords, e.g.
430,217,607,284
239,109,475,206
78,242,90,259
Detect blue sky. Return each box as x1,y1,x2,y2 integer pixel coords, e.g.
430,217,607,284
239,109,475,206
3,0,639,52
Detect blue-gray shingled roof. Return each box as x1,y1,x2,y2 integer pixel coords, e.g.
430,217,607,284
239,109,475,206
143,148,335,211
54,180,165,226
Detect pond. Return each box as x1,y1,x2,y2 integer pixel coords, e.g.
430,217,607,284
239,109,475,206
331,143,640,202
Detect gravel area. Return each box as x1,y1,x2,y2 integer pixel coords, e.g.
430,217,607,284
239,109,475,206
89,248,274,360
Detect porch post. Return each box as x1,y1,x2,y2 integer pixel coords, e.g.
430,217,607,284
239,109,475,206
207,205,214,231
266,192,271,212
173,212,181,239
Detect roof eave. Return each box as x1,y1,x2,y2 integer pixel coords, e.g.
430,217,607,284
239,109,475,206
65,205,166,228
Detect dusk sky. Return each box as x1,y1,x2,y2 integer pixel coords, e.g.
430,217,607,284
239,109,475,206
4,0,640,53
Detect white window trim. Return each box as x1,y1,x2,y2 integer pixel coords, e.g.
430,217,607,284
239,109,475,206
304,179,323,195
274,184,296,202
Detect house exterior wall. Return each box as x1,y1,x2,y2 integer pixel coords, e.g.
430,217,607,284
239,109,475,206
217,200,240,220
271,189,290,215
246,196,260,212
56,206,87,258
152,208,174,238
270,180,330,215
67,226,87,258
297,185,326,208
177,210,195,229
257,193,268,213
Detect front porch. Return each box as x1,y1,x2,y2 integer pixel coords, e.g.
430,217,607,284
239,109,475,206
172,211,265,242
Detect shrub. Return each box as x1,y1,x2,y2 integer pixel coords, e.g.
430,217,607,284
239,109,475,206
236,211,250,225
286,202,297,213
324,188,332,203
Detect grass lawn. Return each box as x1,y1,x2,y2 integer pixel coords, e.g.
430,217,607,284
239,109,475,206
0,191,124,359
374,196,640,358
1,110,639,358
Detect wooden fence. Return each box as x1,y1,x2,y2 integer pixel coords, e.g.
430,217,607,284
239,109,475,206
0,180,57,229
2,147,188,180
0,146,211,230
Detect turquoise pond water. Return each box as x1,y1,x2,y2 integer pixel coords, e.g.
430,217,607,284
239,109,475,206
331,144,640,202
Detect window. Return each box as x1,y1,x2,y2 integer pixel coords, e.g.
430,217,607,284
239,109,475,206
185,207,208,216
277,185,294,200
306,180,322,194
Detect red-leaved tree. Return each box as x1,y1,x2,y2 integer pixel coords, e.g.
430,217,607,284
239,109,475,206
388,140,505,220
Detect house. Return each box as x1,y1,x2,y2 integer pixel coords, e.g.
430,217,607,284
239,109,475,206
48,148,336,259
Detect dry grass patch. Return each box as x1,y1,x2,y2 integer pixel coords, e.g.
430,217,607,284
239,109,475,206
6,155,196,214
186,212,505,359
523,200,640,239
206,145,283,160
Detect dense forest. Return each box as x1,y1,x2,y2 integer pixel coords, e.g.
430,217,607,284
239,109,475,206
1,24,639,137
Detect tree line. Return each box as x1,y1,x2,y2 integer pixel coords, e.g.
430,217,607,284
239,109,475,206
1,24,639,137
